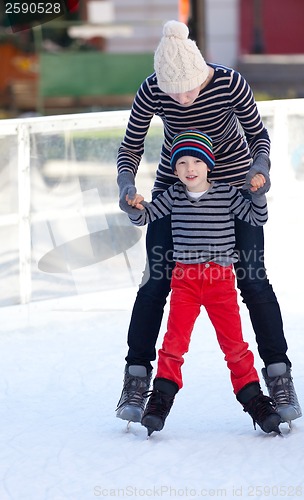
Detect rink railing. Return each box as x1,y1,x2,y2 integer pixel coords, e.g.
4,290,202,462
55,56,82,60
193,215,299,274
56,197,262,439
0,99,303,305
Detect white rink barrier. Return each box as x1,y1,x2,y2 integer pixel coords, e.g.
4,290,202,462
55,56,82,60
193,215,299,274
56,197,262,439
0,99,303,305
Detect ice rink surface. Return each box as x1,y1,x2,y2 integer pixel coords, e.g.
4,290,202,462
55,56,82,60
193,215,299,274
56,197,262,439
0,189,303,500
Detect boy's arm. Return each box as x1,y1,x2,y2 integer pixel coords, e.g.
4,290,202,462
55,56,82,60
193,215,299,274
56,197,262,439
120,187,175,226
127,201,153,226
230,187,268,226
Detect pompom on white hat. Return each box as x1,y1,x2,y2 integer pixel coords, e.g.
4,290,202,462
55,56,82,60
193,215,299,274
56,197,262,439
154,20,209,94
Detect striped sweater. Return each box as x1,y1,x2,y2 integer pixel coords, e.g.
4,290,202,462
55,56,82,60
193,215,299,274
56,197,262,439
129,182,268,265
117,64,270,193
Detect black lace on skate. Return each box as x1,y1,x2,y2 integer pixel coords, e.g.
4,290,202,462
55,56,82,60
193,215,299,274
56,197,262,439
116,375,149,411
143,390,153,399
244,394,277,430
268,374,297,407
143,389,174,420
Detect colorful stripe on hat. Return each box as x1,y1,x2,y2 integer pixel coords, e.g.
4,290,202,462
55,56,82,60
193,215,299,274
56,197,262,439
171,130,215,172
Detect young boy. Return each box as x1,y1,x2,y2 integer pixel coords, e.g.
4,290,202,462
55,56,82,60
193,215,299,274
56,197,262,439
120,130,282,436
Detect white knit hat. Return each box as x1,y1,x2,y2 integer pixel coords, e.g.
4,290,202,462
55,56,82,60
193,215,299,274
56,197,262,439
154,20,209,94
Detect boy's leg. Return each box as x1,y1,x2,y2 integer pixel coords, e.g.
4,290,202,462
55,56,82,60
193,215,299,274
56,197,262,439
156,263,201,388
203,264,259,394
141,264,201,435
203,264,281,434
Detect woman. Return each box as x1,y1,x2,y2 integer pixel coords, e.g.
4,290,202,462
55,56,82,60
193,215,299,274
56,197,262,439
115,20,301,425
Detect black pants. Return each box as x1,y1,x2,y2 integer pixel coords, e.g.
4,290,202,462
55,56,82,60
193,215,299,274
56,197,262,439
125,206,290,372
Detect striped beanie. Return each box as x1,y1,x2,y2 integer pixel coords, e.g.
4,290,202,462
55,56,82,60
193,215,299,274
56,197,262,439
171,130,215,172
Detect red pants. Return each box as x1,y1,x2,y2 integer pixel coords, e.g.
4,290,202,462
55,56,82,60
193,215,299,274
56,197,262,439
156,262,259,395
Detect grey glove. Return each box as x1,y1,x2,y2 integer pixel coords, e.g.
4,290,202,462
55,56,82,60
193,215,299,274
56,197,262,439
119,194,142,216
244,153,271,195
117,171,137,213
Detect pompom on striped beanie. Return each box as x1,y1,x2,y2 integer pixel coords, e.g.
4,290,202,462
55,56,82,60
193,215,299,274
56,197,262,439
171,130,215,172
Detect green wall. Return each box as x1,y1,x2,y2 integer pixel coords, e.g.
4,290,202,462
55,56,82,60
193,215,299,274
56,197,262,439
40,52,154,97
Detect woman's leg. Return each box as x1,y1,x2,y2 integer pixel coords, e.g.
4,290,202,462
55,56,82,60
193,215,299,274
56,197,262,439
116,214,174,422
126,213,174,371
233,216,290,367
233,216,301,421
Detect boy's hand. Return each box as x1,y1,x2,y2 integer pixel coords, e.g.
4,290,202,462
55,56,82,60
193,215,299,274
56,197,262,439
126,193,145,210
248,173,266,192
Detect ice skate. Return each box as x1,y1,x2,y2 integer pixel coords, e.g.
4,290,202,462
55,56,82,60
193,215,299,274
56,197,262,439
116,365,152,423
262,363,302,424
237,382,282,434
141,378,178,436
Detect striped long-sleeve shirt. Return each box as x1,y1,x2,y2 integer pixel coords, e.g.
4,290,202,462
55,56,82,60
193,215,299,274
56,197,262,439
117,64,270,194
129,182,268,265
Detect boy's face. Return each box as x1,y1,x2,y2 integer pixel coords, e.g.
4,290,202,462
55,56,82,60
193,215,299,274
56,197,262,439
167,86,201,106
174,155,210,192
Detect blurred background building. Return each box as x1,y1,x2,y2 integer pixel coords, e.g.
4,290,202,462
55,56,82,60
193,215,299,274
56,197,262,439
0,0,304,117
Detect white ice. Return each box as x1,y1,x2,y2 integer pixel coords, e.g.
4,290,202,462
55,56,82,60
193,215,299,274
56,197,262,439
0,180,304,500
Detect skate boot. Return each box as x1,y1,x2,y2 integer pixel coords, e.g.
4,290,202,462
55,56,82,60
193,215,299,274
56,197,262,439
116,365,152,423
262,363,302,423
141,378,179,436
237,382,282,434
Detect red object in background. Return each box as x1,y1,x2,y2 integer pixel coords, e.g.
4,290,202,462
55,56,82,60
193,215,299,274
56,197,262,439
66,0,80,13
240,0,304,54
